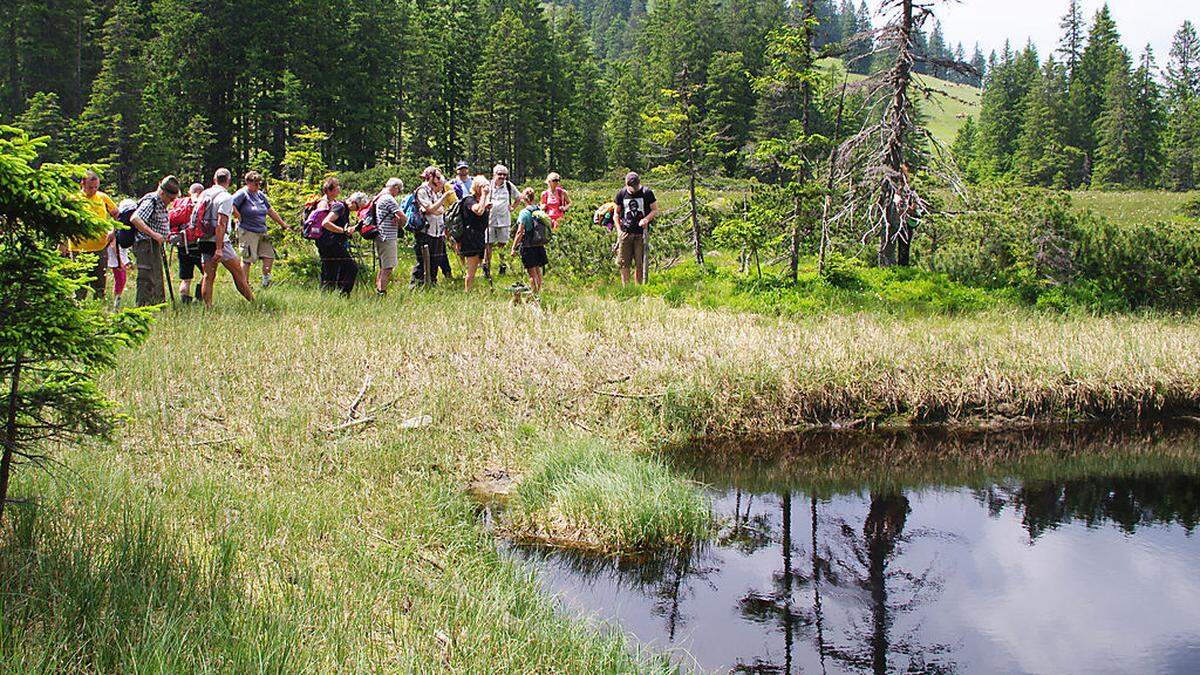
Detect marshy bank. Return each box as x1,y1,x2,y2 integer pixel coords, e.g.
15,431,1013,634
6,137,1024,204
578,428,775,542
508,423,1200,673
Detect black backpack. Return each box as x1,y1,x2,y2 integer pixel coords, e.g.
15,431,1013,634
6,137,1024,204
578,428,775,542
113,196,149,248
445,199,466,241
523,208,551,247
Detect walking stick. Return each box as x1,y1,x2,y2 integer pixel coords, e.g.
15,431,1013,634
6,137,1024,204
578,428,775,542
160,240,176,308
422,243,432,286
641,227,650,283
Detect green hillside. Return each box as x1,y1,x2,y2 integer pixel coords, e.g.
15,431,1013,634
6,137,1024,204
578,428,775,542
823,59,981,147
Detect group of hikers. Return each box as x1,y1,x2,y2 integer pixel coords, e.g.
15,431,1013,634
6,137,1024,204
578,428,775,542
65,164,661,308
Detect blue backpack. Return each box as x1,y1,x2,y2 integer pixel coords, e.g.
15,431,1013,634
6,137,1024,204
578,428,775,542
401,191,426,234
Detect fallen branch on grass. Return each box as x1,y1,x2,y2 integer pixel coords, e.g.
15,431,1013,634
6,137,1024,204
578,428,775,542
188,436,238,447
346,373,374,422
323,416,375,434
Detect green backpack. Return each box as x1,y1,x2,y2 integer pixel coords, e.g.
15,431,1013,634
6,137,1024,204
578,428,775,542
445,199,466,241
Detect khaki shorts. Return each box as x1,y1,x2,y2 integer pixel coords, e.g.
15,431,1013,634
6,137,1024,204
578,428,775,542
616,231,645,271
374,237,399,270
239,229,276,264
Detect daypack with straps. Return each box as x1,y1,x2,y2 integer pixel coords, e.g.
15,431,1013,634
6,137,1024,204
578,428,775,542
167,196,195,235
113,197,148,248
185,189,222,244
357,198,380,240
444,199,466,242
401,190,426,234
522,207,552,247
301,197,328,240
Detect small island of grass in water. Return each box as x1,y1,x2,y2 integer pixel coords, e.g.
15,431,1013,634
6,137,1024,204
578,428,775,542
498,442,714,555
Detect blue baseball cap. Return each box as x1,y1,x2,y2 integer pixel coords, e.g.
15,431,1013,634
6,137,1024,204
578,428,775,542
455,161,469,170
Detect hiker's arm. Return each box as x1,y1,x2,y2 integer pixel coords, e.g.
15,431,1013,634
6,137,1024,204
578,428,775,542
510,223,524,253
641,202,659,230
267,207,288,228
130,213,164,244
213,214,230,260
321,210,346,233
562,190,571,210
469,198,488,216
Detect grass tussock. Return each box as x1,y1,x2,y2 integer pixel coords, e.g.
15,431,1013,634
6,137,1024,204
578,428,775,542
504,442,713,554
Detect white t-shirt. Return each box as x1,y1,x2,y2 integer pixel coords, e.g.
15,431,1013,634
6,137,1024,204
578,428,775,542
489,180,517,229
200,185,234,242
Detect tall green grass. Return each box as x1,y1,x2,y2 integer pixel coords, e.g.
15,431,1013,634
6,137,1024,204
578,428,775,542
505,442,713,553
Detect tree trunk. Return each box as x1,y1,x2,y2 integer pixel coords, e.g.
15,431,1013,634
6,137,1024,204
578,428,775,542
0,356,22,526
789,0,817,282
878,0,914,268
819,75,850,275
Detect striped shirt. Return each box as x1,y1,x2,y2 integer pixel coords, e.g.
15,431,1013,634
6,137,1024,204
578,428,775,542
375,192,401,241
134,193,170,241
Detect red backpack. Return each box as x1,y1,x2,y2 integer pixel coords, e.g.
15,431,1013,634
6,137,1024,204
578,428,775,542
356,199,379,240
168,197,195,235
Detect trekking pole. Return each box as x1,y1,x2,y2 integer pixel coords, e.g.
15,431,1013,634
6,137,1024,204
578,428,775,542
160,241,176,308
641,227,650,283
422,243,432,286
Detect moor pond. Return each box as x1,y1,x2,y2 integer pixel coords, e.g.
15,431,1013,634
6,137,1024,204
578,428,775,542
503,424,1200,673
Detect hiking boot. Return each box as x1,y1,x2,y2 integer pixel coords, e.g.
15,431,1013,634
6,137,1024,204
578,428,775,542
181,294,193,304
261,275,272,289
499,263,508,276
482,264,491,280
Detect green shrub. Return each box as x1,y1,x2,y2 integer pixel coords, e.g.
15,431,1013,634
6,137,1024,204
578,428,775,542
922,187,1200,310
505,442,713,553
820,252,868,290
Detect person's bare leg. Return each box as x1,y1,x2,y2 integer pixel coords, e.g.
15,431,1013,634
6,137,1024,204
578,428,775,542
201,258,219,308
620,265,630,286
376,267,392,293
465,258,479,290
483,244,493,274
530,267,543,294
224,258,255,302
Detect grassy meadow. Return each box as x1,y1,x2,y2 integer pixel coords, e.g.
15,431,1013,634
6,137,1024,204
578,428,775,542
5,278,1200,670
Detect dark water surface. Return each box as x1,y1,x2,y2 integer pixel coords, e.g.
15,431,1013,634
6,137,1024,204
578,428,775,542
509,426,1200,673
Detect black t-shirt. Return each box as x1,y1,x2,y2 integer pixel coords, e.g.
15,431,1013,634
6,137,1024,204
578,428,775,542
615,187,656,235
461,196,487,232
318,200,350,244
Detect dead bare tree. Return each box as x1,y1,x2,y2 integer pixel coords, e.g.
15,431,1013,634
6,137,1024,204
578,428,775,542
834,0,977,267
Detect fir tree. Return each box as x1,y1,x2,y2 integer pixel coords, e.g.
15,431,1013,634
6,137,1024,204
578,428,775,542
1129,47,1164,187
1014,58,1081,188
1167,21,1200,103
604,60,646,171
703,51,754,176
16,92,67,164
1056,0,1084,80
1093,57,1138,188
1068,5,1124,167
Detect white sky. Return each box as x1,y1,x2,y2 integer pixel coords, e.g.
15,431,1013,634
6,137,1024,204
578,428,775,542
923,0,1195,64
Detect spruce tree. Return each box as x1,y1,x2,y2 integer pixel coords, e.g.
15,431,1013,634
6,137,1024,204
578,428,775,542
16,92,67,164
1129,47,1164,188
1167,21,1200,103
1014,58,1081,188
1056,0,1084,80
969,44,986,87
1068,5,1123,169
1163,99,1200,191
1093,56,1137,189
78,0,151,193
703,51,754,176
604,60,646,171
1165,21,1200,191
470,9,533,175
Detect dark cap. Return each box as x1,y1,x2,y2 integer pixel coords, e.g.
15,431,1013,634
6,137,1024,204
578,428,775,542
625,171,640,186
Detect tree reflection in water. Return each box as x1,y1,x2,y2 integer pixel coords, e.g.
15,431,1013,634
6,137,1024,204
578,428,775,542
508,423,1200,673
